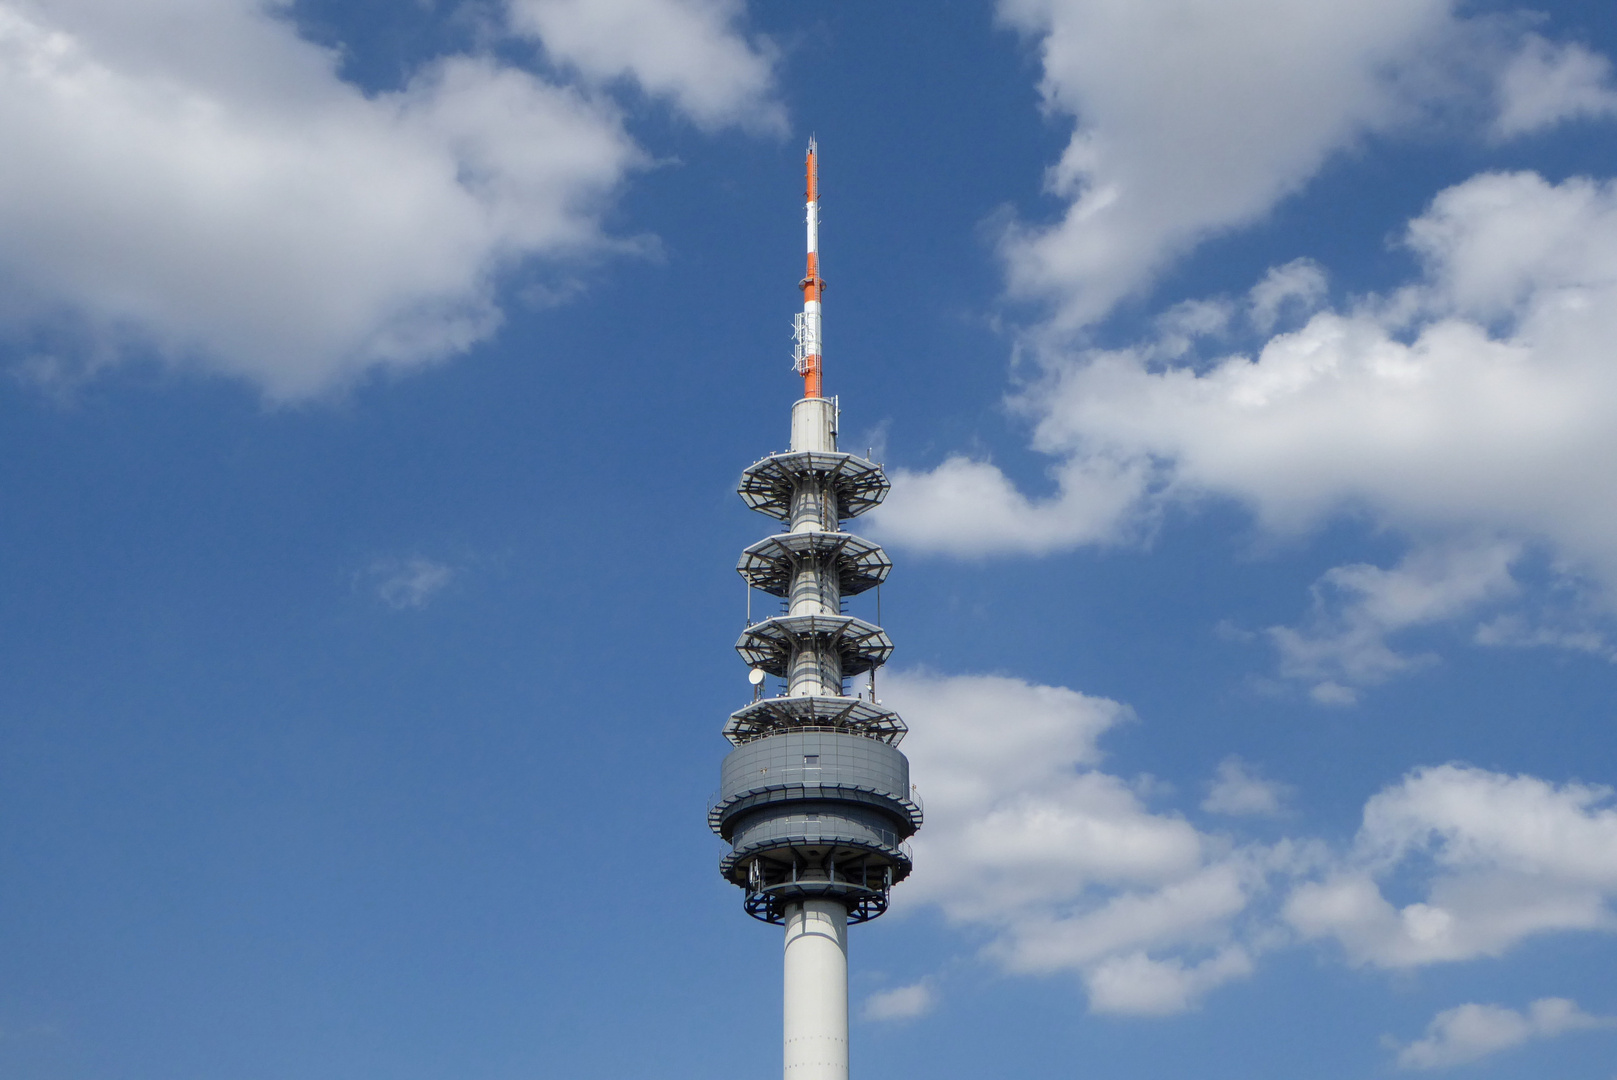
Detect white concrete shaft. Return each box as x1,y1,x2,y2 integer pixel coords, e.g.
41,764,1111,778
783,899,848,1080
791,397,837,454
788,642,842,697
786,395,842,695
789,556,840,617
791,478,831,534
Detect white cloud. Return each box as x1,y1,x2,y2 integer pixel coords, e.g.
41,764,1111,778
1285,764,1617,968
1265,540,1520,704
0,0,648,399
1082,946,1253,1017
887,670,1291,1015
863,980,935,1022
883,170,1617,677
1495,34,1617,138
886,671,1617,1013
508,0,782,133
1203,757,1290,817
993,0,1464,327
369,556,455,609
0,0,780,400
1394,997,1616,1070
874,454,1151,557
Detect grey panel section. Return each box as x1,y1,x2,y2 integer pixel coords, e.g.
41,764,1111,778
711,731,920,838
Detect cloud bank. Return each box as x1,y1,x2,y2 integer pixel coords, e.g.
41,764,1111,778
0,0,779,399
888,670,1299,1015
887,669,1617,1017
876,5,1617,696
879,167,1617,691
1286,763,1617,967
883,171,1617,564
990,1,1617,329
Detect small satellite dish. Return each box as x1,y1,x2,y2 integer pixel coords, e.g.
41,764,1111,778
748,667,766,686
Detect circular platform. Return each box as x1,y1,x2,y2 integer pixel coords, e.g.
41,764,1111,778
738,452,890,521
723,694,906,745
735,615,893,677
737,531,891,597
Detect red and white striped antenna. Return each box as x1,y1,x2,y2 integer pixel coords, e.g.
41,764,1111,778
793,138,824,398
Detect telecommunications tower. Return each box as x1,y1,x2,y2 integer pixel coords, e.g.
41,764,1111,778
709,139,921,1079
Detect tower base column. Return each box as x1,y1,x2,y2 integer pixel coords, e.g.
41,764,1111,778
783,898,849,1080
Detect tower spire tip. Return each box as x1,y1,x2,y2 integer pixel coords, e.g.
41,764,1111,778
796,138,823,397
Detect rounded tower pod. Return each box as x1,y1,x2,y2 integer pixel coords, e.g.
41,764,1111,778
710,729,920,922
712,139,919,1080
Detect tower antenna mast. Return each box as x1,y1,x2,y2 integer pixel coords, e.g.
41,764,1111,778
713,139,921,1080
795,137,824,398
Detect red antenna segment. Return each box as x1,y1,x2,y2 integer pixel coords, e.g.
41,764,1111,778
794,138,824,399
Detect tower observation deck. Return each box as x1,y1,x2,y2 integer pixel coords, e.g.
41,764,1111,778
710,139,920,1080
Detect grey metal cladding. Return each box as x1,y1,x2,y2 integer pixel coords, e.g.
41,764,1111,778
710,731,920,839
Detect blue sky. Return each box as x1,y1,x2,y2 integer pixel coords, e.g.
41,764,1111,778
2,1,1617,1077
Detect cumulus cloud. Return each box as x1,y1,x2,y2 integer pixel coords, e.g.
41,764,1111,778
993,0,1464,327
887,670,1293,1015
863,980,935,1022
1202,757,1290,817
1495,34,1617,138
1393,997,1616,1070
891,172,1617,557
874,454,1151,557
882,169,1617,684
508,0,782,133
1284,765,1617,967
0,0,778,400
1082,946,1254,1016
887,671,1617,1013
878,7,1617,693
